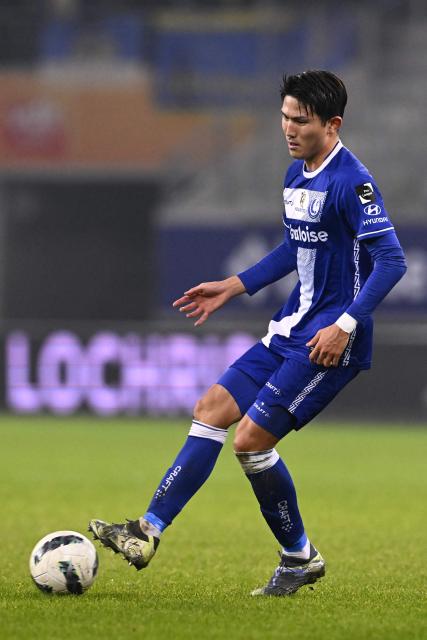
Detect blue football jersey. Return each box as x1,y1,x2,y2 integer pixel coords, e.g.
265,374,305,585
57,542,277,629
262,141,395,369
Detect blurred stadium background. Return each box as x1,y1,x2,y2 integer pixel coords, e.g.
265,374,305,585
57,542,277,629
0,0,426,422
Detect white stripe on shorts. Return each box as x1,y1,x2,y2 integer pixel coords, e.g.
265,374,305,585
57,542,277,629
288,371,327,414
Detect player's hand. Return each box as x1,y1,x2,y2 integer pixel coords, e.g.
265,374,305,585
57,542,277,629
172,276,246,326
306,324,350,367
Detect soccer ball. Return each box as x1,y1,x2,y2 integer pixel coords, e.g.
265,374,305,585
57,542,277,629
29,530,98,595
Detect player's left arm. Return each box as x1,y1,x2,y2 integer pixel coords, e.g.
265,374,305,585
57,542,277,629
308,231,407,367
308,174,406,367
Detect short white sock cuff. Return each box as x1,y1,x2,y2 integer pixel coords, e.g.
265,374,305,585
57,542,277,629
189,420,228,444
282,538,311,560
235,448,280,475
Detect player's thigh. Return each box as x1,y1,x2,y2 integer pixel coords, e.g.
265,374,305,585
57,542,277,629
234,414,280,452
193,383,242,428
194,341,284,429
216,341,284,417
244,357,360,439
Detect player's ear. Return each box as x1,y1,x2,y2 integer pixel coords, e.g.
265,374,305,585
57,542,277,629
327,115,342,135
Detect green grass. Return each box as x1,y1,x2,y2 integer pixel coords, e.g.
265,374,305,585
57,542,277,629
0,416,426,640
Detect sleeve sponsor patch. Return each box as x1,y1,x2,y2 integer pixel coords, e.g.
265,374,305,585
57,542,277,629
355,182,376,204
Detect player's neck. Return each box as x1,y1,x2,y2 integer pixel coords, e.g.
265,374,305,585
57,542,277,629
304,137,340,173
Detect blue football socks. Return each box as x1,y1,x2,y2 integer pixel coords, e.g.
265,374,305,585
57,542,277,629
236,449,307,550
144,420,228,532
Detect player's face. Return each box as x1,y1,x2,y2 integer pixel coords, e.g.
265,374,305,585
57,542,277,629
281,95,339,170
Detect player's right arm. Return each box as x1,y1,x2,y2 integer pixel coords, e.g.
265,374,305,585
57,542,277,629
237,238,296,296
173,276,246,326
173,235,296,326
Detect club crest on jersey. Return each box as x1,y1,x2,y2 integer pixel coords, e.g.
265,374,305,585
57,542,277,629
283,188,327,223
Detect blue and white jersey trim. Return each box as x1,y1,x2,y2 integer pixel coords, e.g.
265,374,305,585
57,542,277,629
357,226,395,240
302,140,343,179
342,239,360,366
262,247,316,347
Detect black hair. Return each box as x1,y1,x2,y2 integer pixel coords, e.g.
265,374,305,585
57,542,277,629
280,70,347,123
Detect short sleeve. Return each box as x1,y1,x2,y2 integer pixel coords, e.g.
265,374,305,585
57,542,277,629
341,176,395,241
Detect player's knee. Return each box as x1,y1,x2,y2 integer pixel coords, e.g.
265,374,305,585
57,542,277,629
193,394,211,423
193,385,240,429
233,429,250,453
233,416,278,453
233,422,258,452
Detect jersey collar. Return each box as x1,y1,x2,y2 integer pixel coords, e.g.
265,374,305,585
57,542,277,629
302,140,343,179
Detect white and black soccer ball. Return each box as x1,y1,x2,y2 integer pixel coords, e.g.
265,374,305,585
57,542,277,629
29,530,98,595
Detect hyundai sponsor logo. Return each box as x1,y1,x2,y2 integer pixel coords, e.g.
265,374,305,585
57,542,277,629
362,216,388,226
364,204,382,216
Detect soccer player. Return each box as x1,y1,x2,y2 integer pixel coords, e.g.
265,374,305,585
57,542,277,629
89,70,406,596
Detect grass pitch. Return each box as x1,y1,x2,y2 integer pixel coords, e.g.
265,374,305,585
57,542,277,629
0,416,426,640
